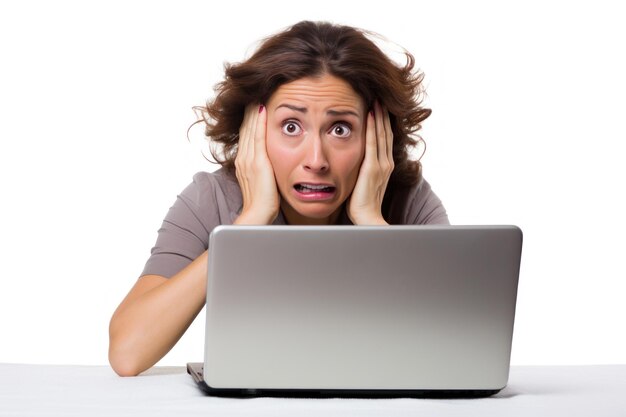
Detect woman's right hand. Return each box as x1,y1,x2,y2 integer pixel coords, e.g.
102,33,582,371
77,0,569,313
234,103,280,224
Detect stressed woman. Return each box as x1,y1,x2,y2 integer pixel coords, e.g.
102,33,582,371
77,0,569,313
238,75,393,226
108,20,449,376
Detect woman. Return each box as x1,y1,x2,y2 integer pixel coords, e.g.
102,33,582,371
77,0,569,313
109,20,449,376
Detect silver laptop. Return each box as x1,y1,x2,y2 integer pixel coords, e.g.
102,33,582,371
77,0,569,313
187,225,522,398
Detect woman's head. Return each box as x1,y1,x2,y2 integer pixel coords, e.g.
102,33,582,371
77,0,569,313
196,20,431,221
265,73,366,225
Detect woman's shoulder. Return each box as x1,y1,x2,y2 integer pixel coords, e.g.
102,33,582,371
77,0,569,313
188,166,236,186
392,176,450,225
181,167,242,223
184,167,239,199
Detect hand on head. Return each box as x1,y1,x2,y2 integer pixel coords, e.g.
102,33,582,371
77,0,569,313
346,101,394,225
234,103,281,224
234,99,394,226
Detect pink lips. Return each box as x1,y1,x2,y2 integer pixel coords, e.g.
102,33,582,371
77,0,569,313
292,183,336,201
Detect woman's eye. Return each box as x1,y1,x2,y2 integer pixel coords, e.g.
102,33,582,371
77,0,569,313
331,123,352,138
281,121,302,136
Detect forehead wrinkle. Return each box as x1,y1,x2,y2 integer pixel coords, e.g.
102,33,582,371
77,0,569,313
271,90,363,116
268,76,364,115
274,88,358,102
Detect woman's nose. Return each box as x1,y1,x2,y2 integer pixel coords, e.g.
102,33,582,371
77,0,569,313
302,133,329,173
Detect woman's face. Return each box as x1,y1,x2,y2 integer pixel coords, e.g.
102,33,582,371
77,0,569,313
265,74,366,225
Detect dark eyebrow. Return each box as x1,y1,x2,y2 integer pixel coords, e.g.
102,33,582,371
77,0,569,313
327,109,360,118
276,104,307,113
275,104,360,118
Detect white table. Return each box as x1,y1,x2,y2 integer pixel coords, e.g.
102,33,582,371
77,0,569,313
1,363,624,416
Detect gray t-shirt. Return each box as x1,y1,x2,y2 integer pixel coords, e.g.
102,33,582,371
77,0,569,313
140,167,450,279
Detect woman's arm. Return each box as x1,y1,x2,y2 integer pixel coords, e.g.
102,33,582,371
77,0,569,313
109,105,277,376
108,214,263,377
108,250,208,377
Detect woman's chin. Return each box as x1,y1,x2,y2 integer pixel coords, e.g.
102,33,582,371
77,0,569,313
282,199,344,224
295,204,336,217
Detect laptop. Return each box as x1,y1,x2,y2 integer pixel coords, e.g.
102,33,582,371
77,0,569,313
187,225,523,398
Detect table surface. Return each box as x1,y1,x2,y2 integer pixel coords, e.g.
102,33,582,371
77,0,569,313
1,363,625,416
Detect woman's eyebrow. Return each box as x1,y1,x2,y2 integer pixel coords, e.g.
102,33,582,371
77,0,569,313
327,109,360,118
275,103,360,118
276,103,307,113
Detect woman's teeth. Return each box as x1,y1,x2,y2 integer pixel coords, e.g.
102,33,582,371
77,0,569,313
296,184,334,192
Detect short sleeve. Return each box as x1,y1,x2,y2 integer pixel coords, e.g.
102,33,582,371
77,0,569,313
405,178,450,225
139,172,221,279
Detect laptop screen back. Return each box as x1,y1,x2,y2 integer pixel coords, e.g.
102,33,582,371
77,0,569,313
203,225,522,391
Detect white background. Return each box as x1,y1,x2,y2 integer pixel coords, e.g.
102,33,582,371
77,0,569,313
1,0,624,367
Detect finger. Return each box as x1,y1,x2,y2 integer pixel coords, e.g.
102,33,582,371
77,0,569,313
375,101,387,162
382,104,394,166
246,103,259,163
240,103,252,138
237,104,259,206
236,105,254,200
364,106,377,165
238,104,255,163
240,103,256,144
253,104,267,160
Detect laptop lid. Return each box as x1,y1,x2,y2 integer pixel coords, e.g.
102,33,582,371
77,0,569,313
196,225,522,397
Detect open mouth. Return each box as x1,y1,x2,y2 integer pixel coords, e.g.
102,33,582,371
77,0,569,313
294,183,336,193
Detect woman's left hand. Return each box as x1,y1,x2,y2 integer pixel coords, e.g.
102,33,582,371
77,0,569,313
346,101,394,225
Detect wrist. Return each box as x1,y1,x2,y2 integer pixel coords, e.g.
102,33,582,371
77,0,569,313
351,213,388,226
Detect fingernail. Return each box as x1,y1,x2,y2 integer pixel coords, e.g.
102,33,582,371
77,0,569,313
259,105,264,113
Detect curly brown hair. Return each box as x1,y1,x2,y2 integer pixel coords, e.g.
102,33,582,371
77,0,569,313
192,20,432,222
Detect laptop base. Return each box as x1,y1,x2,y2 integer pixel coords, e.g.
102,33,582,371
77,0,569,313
186,363,501,399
